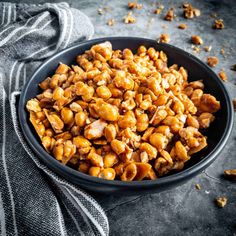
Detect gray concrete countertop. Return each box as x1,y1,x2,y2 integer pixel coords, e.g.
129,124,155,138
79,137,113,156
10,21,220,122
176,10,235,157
10,0,236,235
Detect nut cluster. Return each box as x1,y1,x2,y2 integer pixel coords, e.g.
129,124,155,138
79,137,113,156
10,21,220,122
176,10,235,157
26,42,220,181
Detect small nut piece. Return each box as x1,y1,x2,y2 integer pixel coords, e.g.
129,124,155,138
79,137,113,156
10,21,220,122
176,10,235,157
191,35,203,45
218,70,227,81
128,2,142,9
124,12,136,24
213,19,224,29
207,56,219,67
224,169,236,180
159,33,170,43
178,23,187,29
215,197,227,208
164,8,175,21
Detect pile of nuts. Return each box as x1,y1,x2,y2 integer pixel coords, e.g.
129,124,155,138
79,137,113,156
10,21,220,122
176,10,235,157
26,42,220,181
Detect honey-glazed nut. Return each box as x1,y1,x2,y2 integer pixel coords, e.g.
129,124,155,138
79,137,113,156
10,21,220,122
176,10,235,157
84,119,107,140
107,18,115,26
135,163,152,180
55,63,70,74
213,19,224,29
186,114,199,129
183,3,201,19
60,107,74,125
44,109,64,133
198,94,220,113
218,70,227,81
121,163,137,181
149,133,168,150
73,135,91,148
128,1,142,9
121,98,136,111
142,127,155,141
149,109,168,126
75,111,87,127
98,168,116,180
139,143,157,160
155,125,172,139
104,152,118,168
123,48,134,60
164,8,175,21
207,56,219,67
147,77,161,96
113,74,134,90
178,23,187,29
88,166,101,177
54,131,72,141
45,128,54,137
104,124,117,142
118,111,136,129
136,113,149,132
42,136,55,152
215,197,227,208
198,112,215,129
111,139,126,155
159,33,170,43
96,86,112,99
191,35,203,45
39,77,51,90
224,169,236,180
191,89,203,106
175,141,189,162
124,12,136,24
188,80,204,90
26,99,42,113
87,148,104,167
160,150,173,165
78,161,90,173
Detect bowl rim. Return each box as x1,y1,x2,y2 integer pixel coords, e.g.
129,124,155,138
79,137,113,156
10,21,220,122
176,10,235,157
19,36,234,188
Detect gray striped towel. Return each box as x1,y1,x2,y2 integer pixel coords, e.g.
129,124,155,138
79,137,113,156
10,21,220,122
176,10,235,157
0,2,109,236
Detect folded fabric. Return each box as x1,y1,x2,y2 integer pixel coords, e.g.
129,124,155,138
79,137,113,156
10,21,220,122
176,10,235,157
0,2,109,236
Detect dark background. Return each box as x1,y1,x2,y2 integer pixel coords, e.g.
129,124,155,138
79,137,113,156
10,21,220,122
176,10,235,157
7,0,236,235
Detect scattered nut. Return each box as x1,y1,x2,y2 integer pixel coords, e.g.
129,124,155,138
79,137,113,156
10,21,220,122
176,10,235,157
97,7,111,15
230,64,236,71
218,70,227,81
124,12,136,24
207,56,219,67
215,197,227,208
233,100,236,111
191,35,203,45
128,1,142,9
220,48,225,55
224,169,236,180
204,46,212,52
192,46,201,53
213,19,224,29
107,19,115,26
195,184,201,190
164,8,175,21
154,5,164,14
159,33,170,43
183,3,201,19
178,23,187,29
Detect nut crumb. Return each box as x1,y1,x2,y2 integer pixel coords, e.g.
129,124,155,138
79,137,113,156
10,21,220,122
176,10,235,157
128,1,142,9
233,100,236,112
154,5,164,14
224,169,236,180
162,25,168,29
215,197,227,208
230,64,236,71
218,70,227,81
191,35,203,45
164,8,175,21
204,46,212,52
213,19,224,29
195,184,201,190
178,23,187,29
159,33,170,43
193,46,201,53
207,56,219,67
220,48,225,55
107,19,115,26
124,12,136,24
97,7,111,15
183,3,201,19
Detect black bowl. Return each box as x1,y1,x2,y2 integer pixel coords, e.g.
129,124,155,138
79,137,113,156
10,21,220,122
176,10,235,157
19,37,234,195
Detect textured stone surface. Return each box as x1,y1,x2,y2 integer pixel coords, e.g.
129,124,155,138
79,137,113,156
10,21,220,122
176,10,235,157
11,0,236,235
